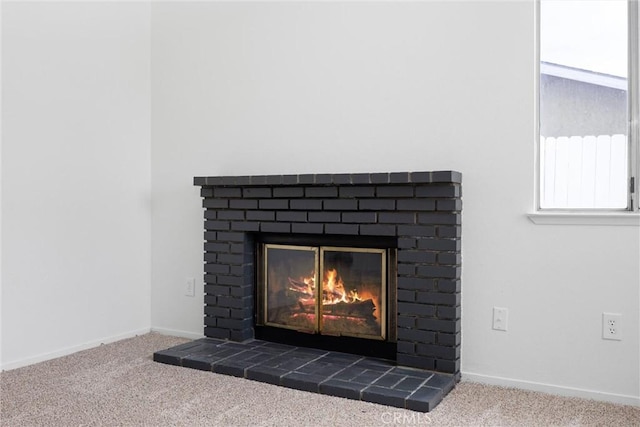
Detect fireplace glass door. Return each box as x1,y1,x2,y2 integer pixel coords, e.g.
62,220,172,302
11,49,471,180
260,244,386,340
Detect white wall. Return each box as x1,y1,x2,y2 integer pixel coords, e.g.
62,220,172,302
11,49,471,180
150,1,639,404
1,2,152,368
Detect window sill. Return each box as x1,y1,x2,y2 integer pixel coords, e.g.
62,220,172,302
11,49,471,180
527,212,640,226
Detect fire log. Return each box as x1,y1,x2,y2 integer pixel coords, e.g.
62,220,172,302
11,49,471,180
322,299,375,318
288,277,314,297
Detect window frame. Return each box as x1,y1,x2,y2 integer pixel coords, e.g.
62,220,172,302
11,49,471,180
532,0,640,224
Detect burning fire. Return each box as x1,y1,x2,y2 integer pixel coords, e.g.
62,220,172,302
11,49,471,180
285,267,381,329
289,268,377,308
322,269,361,304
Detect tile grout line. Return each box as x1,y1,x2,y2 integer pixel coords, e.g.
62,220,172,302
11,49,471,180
283,355,349,387
246,345,325,376
316,356,368,387
358,366,400,398
404,374,442,408
237,344,300,377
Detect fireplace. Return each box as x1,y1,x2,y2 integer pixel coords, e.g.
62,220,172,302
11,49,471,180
154,171,462,412
192,171,461,375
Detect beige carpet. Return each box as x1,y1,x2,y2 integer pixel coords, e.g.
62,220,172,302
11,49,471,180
1,333,638,426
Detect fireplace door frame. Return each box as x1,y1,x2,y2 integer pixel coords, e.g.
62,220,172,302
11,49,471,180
257,239,397,344
319,246,387,340
260,243,319,333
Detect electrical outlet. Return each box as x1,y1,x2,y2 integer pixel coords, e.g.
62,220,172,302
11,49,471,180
185,277,196,297
602,313,622,340
492,307,508,331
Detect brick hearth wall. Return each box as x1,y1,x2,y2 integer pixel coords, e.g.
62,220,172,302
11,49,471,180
194,171,462,375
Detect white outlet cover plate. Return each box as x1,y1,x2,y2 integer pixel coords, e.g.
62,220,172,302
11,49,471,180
602,312,622,340
185,278,196,297
493,307,508,331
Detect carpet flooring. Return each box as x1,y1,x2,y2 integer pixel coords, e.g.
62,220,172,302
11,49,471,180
1,333,638,426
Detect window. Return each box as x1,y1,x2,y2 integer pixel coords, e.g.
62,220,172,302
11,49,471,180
538,0,639,211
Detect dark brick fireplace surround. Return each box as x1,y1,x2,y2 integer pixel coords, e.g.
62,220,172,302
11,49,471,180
155,171,461,411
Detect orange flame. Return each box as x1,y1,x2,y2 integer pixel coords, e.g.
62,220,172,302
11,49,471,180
321,269,366,304
297,268,373,307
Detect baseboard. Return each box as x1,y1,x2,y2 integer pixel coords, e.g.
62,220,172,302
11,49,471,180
150,327,204,340
462,371,640,407
0,328,151,372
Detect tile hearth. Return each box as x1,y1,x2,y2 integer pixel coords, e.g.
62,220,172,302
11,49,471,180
154,338,455,412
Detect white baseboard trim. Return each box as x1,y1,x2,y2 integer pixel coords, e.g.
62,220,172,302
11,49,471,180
0,327,151,372
462,371,640,407
150,327,204,340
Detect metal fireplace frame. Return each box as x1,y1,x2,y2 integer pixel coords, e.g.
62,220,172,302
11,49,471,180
257,242,395,341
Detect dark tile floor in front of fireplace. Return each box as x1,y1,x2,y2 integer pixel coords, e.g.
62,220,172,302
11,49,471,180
154,338,455,412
